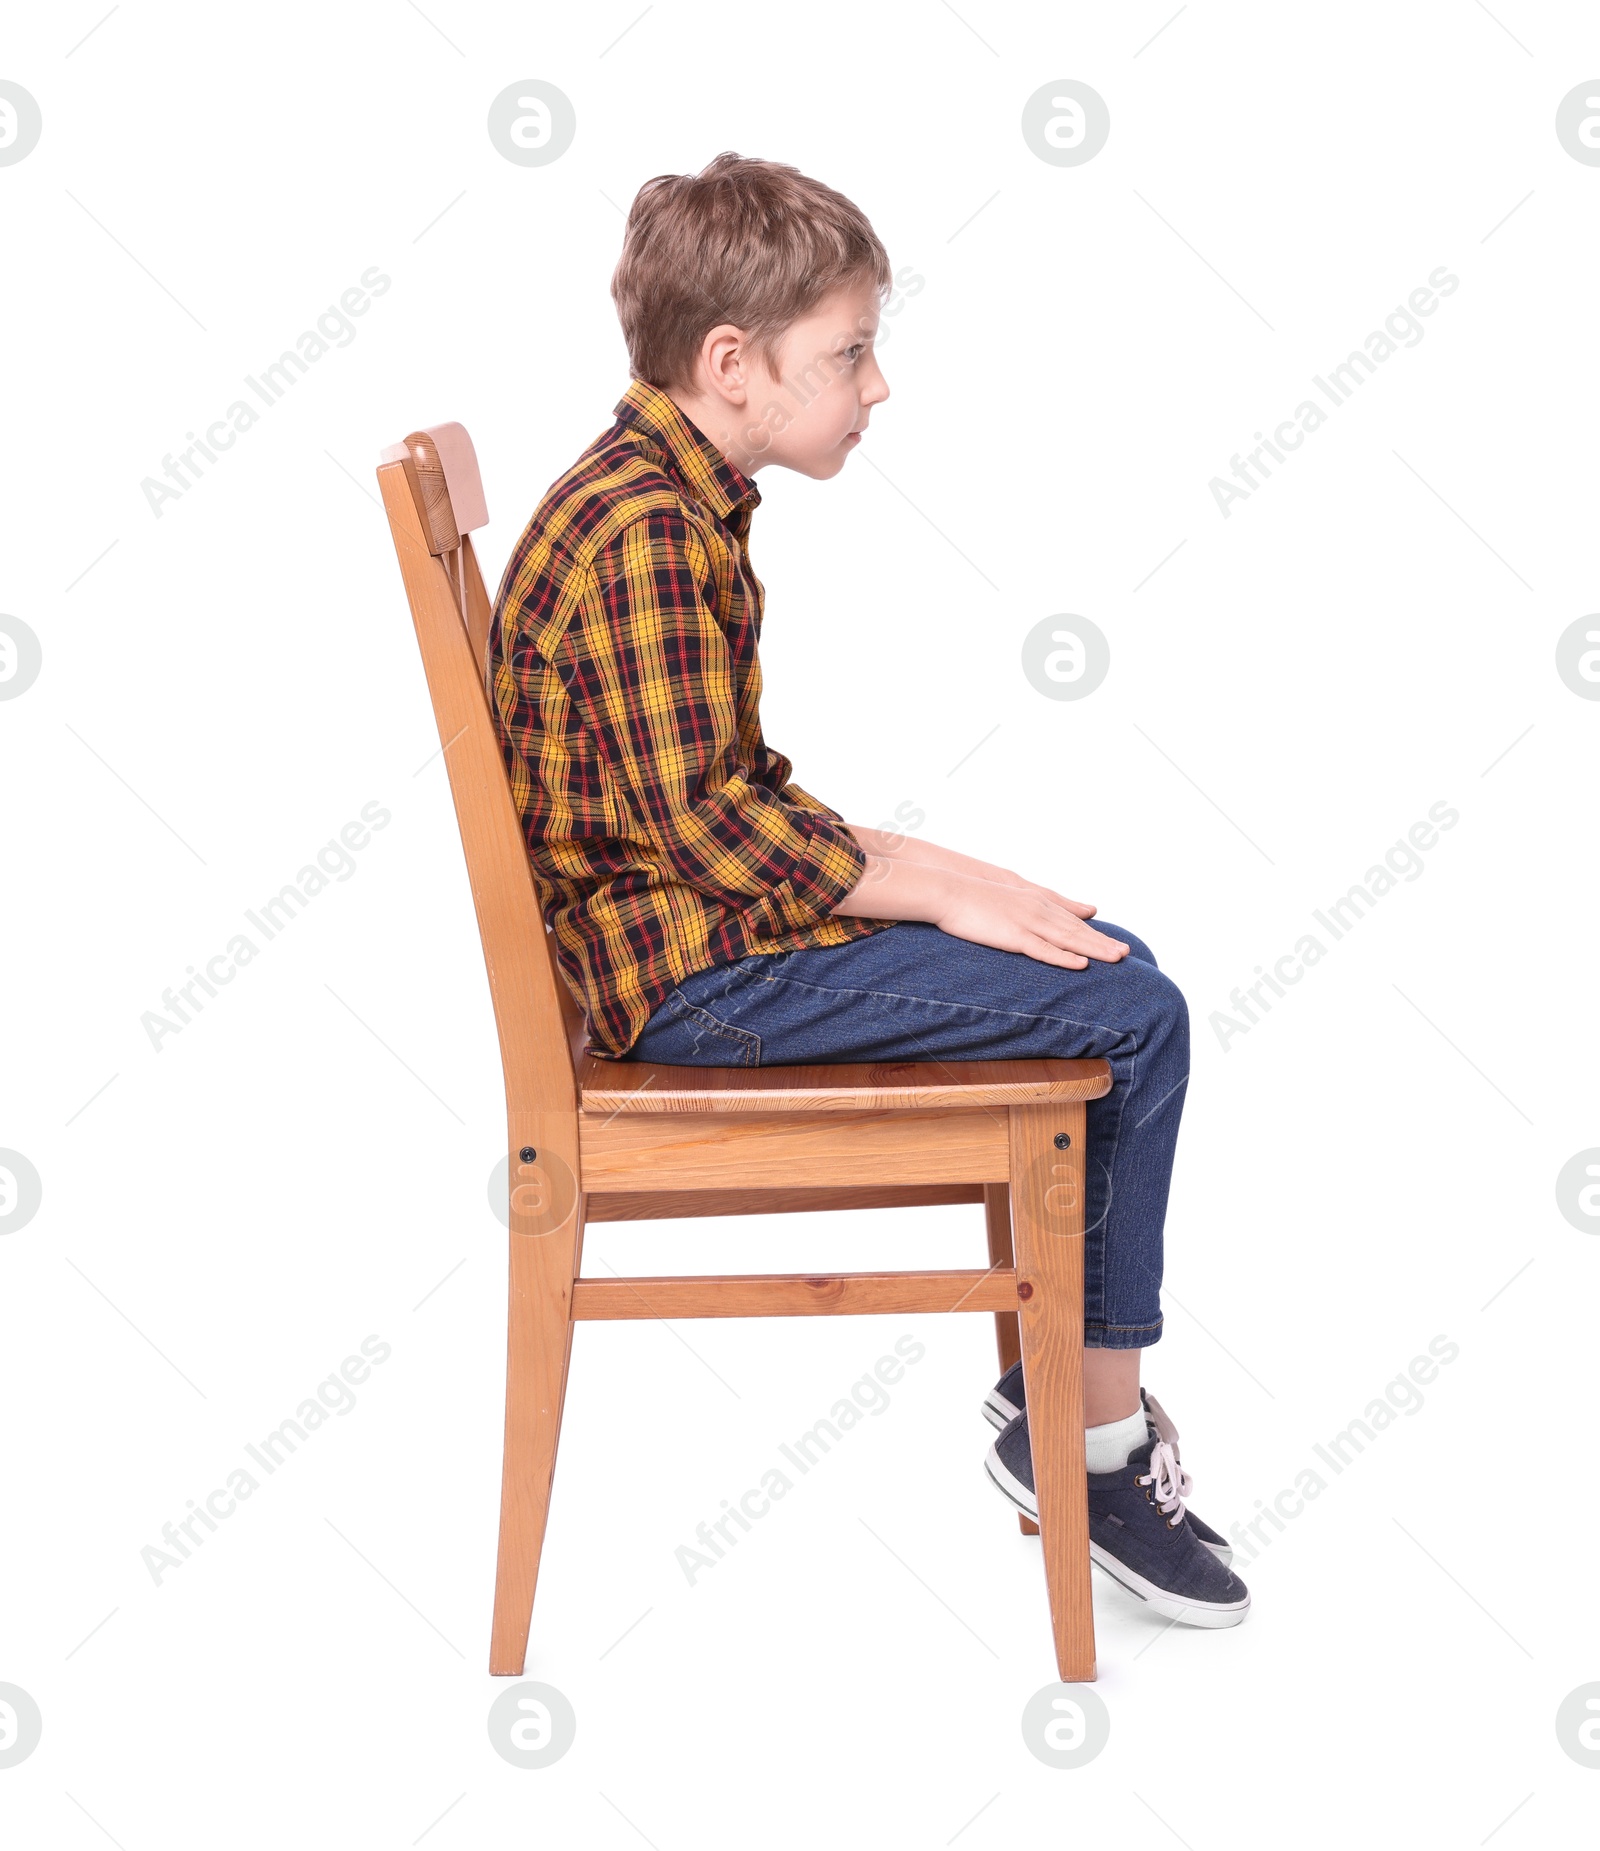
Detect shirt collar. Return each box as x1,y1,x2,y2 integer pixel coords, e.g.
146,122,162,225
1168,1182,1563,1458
613,377,760,524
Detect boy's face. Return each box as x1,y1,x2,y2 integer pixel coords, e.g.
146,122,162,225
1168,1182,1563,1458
673,276,890,480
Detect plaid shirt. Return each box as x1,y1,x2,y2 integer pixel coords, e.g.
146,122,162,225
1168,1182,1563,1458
488,377,896,1059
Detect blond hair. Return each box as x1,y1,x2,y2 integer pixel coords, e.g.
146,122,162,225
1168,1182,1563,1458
610,151,892,389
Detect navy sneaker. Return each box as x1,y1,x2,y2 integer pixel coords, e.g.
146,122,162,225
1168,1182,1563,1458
981,1366,1232,1564
981,1359,1026,1429
984,1414,1251,1627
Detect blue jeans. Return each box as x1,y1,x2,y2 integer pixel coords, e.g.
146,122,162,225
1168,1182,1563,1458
622,920,1188,1349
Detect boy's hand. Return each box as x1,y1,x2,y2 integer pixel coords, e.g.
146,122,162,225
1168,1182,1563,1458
931,871,1129,970
976,864,1101,923
839,825,1110,952
833,856,1129,970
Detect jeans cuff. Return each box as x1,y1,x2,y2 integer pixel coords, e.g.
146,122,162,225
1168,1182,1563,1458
1083,1316,1163,1351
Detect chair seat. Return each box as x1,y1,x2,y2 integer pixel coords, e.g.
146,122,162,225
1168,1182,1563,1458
577,1051,1113,1115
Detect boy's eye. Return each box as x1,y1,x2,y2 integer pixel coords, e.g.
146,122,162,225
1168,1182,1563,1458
842,342,866,362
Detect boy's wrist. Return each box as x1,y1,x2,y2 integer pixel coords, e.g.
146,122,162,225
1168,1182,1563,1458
832,852,958,925
843,824,1009,887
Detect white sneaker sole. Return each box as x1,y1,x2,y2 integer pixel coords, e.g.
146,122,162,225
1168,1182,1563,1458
983,1451,1247,1623
982,1392,1020,1431
1087,1542,1251,1628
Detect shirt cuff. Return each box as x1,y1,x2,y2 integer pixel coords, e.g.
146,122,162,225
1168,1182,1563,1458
750,811,867,935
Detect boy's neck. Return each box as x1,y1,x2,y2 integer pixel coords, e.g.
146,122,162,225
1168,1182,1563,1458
663,385,763,477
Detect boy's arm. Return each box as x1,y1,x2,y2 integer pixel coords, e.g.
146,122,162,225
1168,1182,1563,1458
831,826,1131,972
841,823,1097,917
728,771,1125,972
550,510,870,931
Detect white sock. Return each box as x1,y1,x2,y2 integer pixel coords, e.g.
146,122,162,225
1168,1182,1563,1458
1084,1405,1148,1474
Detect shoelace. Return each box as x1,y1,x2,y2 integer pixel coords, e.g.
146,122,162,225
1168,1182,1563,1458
1138,1438,1193,1524
1141,1390,1181,1453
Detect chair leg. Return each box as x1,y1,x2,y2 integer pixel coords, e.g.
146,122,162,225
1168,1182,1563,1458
489,1159,586,1676
1008,1103,1096,1682
983,1183,1038,1537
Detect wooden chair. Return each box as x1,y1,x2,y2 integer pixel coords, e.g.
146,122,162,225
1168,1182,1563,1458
376,423,1113,1682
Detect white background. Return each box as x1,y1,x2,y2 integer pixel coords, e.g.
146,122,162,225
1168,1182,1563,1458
3,0,1597,1843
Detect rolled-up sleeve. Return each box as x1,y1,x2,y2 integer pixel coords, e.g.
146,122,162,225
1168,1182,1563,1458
558,510,866,929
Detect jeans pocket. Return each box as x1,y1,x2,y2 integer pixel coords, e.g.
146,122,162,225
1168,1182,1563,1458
647,990,762,1067
722,950,781,993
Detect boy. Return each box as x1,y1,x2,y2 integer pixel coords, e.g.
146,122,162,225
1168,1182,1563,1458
488,152,1249,1629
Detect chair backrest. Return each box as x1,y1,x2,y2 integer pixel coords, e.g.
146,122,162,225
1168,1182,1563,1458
376,425,583,1152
